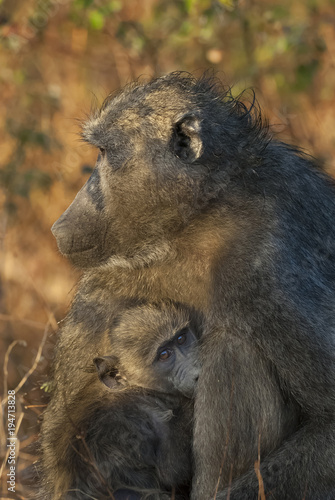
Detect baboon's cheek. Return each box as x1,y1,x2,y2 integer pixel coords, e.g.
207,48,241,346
51,173,108,267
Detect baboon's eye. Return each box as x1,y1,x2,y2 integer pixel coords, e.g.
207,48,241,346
176,328,189,345
158,348,173,361
99,147,105,156
176,332,187,345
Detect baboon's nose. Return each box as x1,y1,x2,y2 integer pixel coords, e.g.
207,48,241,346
51,218,63,239
51,217,73,255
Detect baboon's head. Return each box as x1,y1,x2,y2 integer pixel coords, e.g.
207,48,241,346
52,72,267,268
94,303,201,398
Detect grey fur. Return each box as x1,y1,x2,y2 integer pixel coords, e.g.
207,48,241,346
44,72,335,499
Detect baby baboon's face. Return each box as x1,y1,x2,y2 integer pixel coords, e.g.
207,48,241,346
95,304,201,398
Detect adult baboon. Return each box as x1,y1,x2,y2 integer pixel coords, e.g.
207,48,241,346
64,303,199,500
44,72,335,499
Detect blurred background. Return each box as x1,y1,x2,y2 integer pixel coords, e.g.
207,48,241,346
0,0,335,497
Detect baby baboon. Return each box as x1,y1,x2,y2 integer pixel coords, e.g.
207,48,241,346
95,302,200,397
44,73,335,500
45,303,200,500
93,303,200,499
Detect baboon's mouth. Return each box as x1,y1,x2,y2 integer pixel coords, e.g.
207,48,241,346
62,244,98,257
54,233,98,256
60,243,112,268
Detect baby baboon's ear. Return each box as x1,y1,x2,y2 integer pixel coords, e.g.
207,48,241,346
94,356,122,390
171,113,203,163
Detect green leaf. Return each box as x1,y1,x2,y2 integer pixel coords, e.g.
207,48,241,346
109,0,122,12
88,10,105,30
183,0,194,13
41,381,54,393
26,170,53,190
315,36,327,53
76,0,94,7
217,0,235,9
294,60,319,91
271,5,289,20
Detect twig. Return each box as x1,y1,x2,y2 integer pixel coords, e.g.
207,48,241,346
0,407,24,480
24,405,47,409
11,255,58,331
214,357,236,499
213,462,224,500
1,323,50,409
254,433,266,500
0,314,47,330
66,489,99,500
70,436,116,500
3,341,27,400
0,341,27,451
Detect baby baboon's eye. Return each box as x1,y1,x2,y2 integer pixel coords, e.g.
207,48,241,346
177,334,186,345
176,329,188,345
158,348,173,361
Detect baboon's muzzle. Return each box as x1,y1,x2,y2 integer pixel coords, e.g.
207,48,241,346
51,173,107,267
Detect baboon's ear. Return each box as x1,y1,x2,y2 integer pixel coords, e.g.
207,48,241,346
94,356,121,390
172,113,203,163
